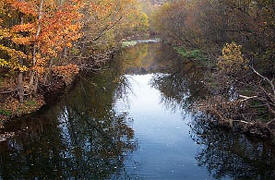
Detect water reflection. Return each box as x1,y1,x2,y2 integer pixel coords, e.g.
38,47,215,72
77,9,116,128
190,116,275,179
119,44,182,75
0,111,136,179
0,43,274,180
150,61,208,111
0,59,137,179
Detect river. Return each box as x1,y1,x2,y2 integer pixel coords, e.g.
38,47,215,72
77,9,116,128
0,43,274,179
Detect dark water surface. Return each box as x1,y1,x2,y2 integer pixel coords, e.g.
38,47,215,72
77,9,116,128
0,44,274,179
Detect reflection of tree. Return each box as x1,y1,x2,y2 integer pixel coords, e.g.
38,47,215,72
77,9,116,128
120,43,183,75
0,60,137,179
120,44,149,73
151,60,208,111
190,115,275,180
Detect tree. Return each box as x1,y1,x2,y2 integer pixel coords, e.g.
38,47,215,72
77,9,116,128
0,0,83,102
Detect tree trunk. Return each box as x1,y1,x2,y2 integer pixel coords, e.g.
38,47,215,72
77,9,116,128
63,47,68,58
34,76,39,93
43,58,54,84
17,16,25,103
18,72,24,103
29,0,44,91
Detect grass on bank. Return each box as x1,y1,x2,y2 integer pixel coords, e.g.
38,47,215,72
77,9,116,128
174,47,207,61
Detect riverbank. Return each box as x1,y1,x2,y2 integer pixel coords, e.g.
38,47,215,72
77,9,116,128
170,45,275,141
152,0,274,142
169,45,274,141
0,0,151,129
0,48,118,126
196,96,275,140
0,39,160,134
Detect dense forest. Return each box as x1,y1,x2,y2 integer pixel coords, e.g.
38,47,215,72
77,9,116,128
152,0,275,137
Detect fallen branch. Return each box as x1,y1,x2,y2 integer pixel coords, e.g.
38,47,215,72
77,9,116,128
239,94,258,101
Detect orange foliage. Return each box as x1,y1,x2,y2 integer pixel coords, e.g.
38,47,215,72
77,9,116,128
38,0,83,57
5,0,37,16
11,23,36,33
0,0,144,104
52,64,80,85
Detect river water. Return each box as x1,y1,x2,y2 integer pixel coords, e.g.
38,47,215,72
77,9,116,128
0,43,274,179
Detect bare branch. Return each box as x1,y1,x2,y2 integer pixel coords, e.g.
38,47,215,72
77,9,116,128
250,66,275,96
